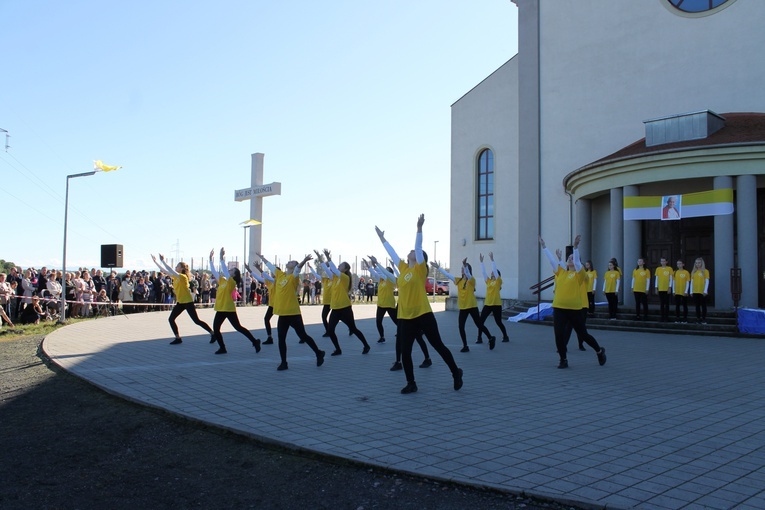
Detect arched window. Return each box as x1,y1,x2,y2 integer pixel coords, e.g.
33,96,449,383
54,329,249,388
476,149,494,240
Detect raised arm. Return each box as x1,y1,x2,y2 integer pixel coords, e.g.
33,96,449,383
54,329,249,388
208,249,220,280
255,253,277,276
539,236,558,273
375,226,401,266
414,214,424,265
218,248,230,279
432,261,456,284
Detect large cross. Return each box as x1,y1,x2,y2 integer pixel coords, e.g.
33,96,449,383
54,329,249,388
234,153,281,266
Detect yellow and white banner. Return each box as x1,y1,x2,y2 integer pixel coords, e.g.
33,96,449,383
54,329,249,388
624,188,734,221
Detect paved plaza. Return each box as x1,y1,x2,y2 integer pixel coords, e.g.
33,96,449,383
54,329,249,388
44,303,765,510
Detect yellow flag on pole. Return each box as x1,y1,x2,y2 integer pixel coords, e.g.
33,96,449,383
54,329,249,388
94,160,122,172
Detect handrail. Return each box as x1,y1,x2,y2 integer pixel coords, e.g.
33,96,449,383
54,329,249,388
529,276,555,321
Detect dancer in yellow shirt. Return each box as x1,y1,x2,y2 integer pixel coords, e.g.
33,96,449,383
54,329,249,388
152,254,214,346
540,235,606,369
208,248,262,355
377,214,462,394
631,258,651,320
477,252,510,345
256,253,325,370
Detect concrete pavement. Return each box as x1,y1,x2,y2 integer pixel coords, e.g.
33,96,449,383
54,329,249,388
44,303,765,509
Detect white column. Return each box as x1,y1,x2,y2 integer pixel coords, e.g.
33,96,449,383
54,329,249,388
575,198,592,260
249,153,264,264
736,175,757,308
622,186,640,309
714,176,734,310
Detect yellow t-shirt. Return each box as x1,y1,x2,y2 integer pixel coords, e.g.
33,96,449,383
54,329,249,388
396,260,431,320
585,270,597,293
214,276,237,312
330,272,351,310
691,269,710,294
484,277,502,306
655,266,674,292
673,269,690,295
265,280,275,306
376,278,396,309
173,273,193,304
552,266,584,310
456,276,478,309
603,270,620,293
321,276,332,305
632,268,651,294
273,268,300,316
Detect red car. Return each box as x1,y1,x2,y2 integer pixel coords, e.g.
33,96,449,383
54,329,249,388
425,277,450,295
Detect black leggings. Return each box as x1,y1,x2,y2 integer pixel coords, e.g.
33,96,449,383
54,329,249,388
634,291,648,318
478,305,508,340
321,304,331,333
277,315,321,363
168,302,212,338
553,307,601,361
606,292,618,318
693,293,707,321
399,312,458,384
458,307,493,346
376,306,397,338
212,311,258,348
675,294,688,321
327,306,369,351
264,306,274,337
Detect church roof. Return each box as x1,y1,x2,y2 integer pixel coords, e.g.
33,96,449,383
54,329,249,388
593,112,765,166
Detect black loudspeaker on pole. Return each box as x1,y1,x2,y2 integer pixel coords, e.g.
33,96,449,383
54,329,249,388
101,244,124,268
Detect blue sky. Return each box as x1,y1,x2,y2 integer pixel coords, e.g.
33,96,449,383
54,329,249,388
1,1,517,273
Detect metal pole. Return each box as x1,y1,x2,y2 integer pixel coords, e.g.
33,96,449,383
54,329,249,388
242,226,249,306
60,170,97,323
432,240,438,302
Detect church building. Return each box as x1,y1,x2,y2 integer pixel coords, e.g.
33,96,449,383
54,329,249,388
450,0,765,310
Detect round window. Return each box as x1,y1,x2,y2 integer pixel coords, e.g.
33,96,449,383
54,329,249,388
664,0,736,15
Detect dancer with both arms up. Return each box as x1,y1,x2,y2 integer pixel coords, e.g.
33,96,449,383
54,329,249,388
477,252,510,344
376,214,463,394
432,257,495,351
208,248,262,355
539,235,607,369
255,253,325,371
366,256,432,371
319,249,371,356
151,253,214,346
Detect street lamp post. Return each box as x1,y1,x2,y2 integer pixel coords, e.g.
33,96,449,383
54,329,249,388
432,240,439,302
60,170,97,323
242,224,251,306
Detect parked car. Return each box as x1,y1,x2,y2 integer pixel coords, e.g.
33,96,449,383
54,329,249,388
425,277,450,295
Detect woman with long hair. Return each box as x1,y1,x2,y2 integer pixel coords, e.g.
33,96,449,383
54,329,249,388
435,257,494,351
691,257,710,324
246,261,275,344
376,214,463,394
631,258,651,320
367,255,432,371
319,249,371,356
477,252,510,344
256,253,325,371
152,254,214,345
540,234,606,369
208,248,262,355
603,259,621,320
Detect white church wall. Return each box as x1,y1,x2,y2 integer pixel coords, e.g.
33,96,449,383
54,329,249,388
536,0,764,283
450,58,519,298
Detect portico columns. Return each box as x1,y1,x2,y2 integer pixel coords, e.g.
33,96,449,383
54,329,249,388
714,176,734,310
736,175,758,308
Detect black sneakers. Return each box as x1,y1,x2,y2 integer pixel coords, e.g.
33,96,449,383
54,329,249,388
390,361,403,371
377,337,386,343
170,338,182,345
316,350,325,367
460,346,470,353
401,382,418,394
263,337,274,345
489,336,496,350
453,369,463,391
277,362,288,371
419,358,432,368
558,359,568,369
252,339,262,353
597,348,607,366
